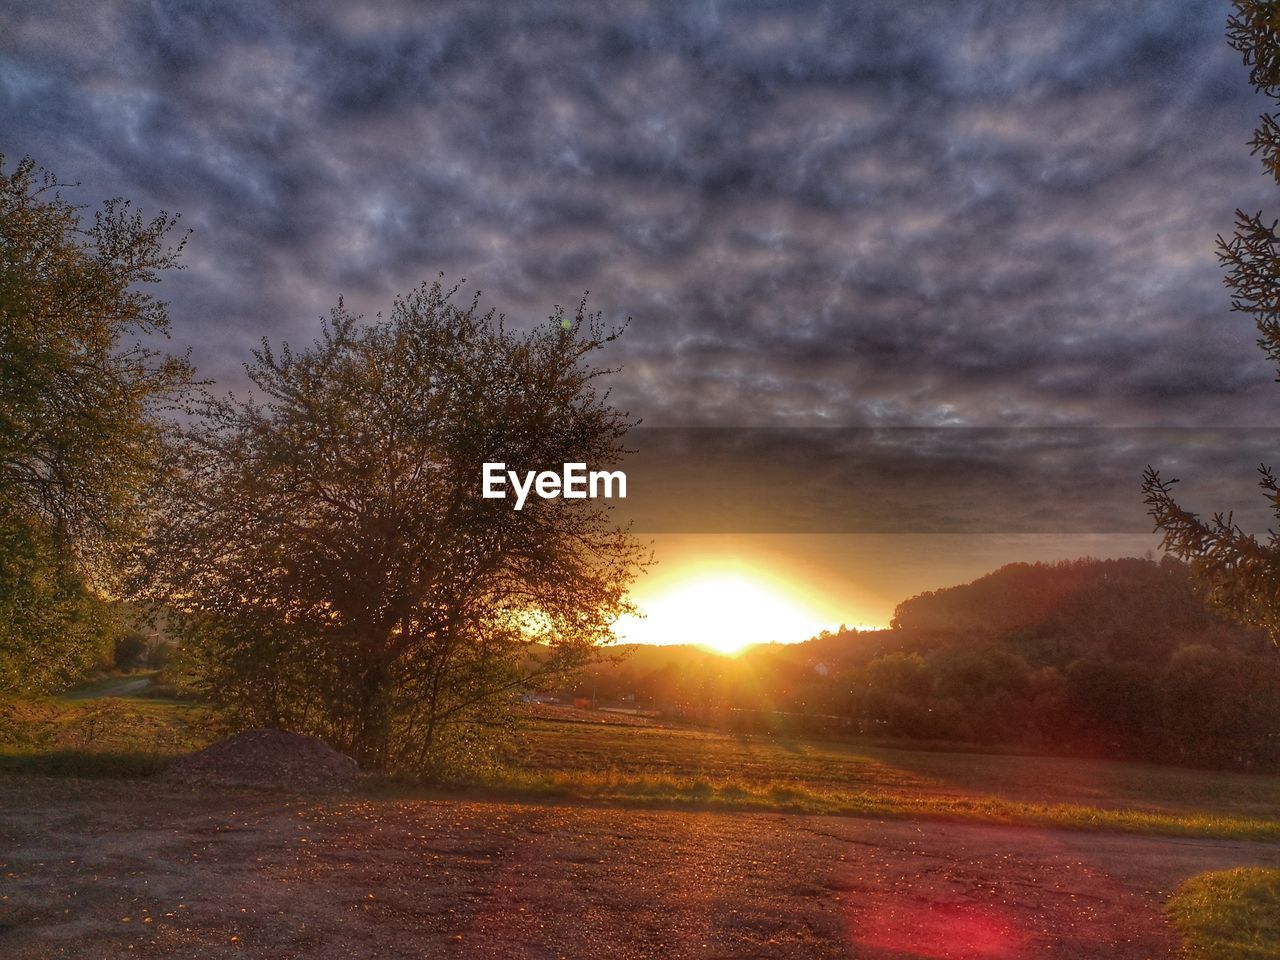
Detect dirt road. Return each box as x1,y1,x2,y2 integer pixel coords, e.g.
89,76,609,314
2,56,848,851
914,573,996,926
1,776,1276,959
62,677,154,700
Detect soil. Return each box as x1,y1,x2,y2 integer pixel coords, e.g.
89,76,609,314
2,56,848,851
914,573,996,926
1,776,1278,958
163,728,359,792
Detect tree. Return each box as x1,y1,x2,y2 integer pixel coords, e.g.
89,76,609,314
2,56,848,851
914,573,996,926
0,155,193,692
0,509,116,693
134,279,649,773
1159,644,1280,766
1143,4,1280,647
0,155,193,571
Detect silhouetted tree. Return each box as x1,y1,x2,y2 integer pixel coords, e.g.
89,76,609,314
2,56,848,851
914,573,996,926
1064,659,1160,756
134,279,648,773
1144,3,1280,646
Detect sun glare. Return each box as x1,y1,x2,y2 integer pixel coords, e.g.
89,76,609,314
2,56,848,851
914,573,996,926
617,571,833,654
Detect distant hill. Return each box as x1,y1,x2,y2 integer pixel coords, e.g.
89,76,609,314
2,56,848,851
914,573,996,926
885,555,1268,664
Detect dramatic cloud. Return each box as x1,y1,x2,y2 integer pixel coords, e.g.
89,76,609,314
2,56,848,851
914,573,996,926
7,1,1280,614
3,0,1274,429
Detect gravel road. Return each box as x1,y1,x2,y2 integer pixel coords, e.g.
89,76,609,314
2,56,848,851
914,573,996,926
1,776,1276,959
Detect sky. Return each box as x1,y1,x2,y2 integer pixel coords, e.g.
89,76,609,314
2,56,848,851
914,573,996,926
4,0,1278,640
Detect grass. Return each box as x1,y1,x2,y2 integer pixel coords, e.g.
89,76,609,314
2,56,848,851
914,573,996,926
408,766,1280,842
0,695,218,777
5,696,1280,841
60,670,159,699
506,714,1280,820
370,710,1280,841
1166,868,1280,958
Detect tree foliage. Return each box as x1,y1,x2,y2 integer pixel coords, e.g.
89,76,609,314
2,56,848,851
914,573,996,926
134,280,649,773
0,507,118,693
0,155,193,573
1143,4,1280,646
0,155,192,692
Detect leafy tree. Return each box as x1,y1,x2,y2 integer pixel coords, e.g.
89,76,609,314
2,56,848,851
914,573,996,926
865,651,932,699
1064,659,1160,755
1144,3,1280,646
134,280,649,773
0,155,193,571
0,508,117,693
0,155,192,691
1159,644,1280,766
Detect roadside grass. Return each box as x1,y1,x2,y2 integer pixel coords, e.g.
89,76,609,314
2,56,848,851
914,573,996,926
0,749,173,777
509,716,1280,822
0,696,217,777
392,766,1280,842
1167,868,1280,959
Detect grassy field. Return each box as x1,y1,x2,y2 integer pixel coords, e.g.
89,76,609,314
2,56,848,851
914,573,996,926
509,713,1280,815
441,710,1280,840
1166,868,1280,959
5,698,1276,958
5,696,1280,841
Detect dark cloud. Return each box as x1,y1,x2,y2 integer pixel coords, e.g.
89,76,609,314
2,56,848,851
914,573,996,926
1,0,1275,434
614,426,1280,535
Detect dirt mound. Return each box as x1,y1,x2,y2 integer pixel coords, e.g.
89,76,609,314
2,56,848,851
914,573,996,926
166,728,359,791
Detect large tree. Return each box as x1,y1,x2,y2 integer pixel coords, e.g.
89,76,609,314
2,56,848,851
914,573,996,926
135,280,648,773
1143,3,1280,646
0,155,193,692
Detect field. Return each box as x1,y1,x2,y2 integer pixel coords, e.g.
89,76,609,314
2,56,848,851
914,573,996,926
494,710,1280,836
2,698,1280,957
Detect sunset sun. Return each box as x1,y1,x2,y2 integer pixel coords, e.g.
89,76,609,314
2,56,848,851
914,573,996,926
618,571,833,655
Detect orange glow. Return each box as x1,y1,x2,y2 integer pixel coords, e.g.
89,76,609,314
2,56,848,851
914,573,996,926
616,566,846,654
852,902,1024,958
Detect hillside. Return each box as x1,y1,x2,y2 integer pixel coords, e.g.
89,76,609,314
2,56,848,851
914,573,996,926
885,556,1271,663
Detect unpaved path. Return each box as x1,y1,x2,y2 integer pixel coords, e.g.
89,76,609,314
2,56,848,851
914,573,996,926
62,677,153,700
0,776,1276,959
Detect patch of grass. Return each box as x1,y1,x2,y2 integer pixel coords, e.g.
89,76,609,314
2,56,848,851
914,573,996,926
60,671,158,700
437,767,1280,841
1167,868,1280,959
6,698,1280,841
387,710,1280,839
0,696,218,777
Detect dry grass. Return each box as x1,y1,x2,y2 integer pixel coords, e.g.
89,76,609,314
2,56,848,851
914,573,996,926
1166,868,1280,958
504,713,1280,819
442,765,1280,841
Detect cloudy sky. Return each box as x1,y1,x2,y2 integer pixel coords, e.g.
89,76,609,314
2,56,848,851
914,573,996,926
4,0,1277,631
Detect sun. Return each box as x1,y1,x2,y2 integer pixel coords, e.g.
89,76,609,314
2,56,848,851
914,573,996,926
617,571,831,655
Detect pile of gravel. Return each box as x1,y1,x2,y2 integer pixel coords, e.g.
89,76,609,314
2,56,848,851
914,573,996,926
166,728,360,792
